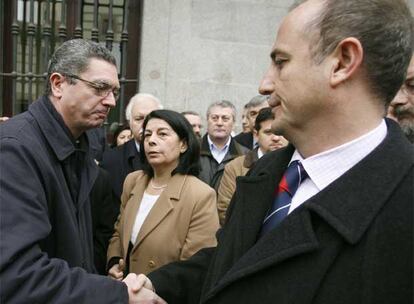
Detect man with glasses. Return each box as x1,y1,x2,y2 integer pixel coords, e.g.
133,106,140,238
0,39,164,303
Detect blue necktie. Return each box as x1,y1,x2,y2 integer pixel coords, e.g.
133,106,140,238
259,160,308,238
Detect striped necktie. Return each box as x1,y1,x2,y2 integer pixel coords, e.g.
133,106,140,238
259,160,308,238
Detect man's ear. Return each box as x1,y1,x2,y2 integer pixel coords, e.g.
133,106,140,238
49,73,66,98
329,37,363,87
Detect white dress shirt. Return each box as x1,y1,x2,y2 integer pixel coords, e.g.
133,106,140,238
288,120,387,214
208,135,231,164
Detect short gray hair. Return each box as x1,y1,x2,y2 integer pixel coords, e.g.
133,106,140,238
125,93,163,121
206,100,236,121
45,39,116,95
245,95,269,109
292,0,414,105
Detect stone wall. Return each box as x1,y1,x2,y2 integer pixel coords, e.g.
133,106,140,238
138,0,294,132
138,0,414,132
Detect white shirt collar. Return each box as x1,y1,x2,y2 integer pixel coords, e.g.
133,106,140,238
257,147,265,159
291,119,387,191
207,135,231,163
207,135,231,152
134,140,140,152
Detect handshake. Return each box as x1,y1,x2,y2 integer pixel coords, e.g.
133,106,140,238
110,259,167,304
123,273,166,304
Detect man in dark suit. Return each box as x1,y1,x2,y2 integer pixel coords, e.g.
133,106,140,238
233,95,269,150
198,100,249,192
132,1,414,303
0,39,163,303
100,93,162,199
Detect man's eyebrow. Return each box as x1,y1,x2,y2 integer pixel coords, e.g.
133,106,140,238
270,49,289,61
93,79,120,88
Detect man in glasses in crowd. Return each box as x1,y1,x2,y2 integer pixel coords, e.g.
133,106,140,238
0,39,165,303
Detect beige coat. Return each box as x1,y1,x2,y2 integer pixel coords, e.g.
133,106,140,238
107,171,219,275
217,149,259,225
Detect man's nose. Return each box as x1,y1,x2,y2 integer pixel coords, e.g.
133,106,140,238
259,66,275,96
102,92,117,107
390,90,409,107
270,134,281,141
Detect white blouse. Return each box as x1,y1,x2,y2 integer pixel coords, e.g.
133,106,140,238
130,192,159,245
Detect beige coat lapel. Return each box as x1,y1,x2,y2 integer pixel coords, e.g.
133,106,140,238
122,173,150,257
131,174,188,254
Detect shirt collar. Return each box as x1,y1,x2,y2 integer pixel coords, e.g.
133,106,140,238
134,140,140,153
257,147,265,159
207,135,231,152
291,119,387,191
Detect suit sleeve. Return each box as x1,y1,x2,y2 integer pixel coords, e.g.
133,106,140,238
0,137,128,303
180,186,219,260
148,246,216,304
106,172,137,266
90,168,120,275
217,161,238,226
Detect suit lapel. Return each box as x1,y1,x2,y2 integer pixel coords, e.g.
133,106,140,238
131,174,187,253
203,147,294,292
122,173,149,255
305,119,413,245
214,210,319,294
204,120,413,301
77,156,99,210
125,140,142,171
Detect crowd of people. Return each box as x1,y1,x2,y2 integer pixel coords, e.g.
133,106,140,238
0,0,413,303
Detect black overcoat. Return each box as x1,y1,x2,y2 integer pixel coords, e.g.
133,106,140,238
100,138,142,198
0,96,127,303
149,119,413,304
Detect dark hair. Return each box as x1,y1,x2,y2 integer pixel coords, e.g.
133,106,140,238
254,107,274,132
292,0,414,105
139,110,201,177
45,39,117,95
111,125,131,148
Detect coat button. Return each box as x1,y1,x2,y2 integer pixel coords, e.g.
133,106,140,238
148,260,156,268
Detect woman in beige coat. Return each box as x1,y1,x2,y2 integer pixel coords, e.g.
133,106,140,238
107,110,219,277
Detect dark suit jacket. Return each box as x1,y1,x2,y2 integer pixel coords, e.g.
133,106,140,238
148,119,413,304
233,132,254,150
90,168,120,275
100,139,143,198
198,135,249,192
87,127,107,162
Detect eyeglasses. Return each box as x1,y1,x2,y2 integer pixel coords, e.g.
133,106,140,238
64,73,120,100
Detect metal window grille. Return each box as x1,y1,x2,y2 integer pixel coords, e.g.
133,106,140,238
0,0,143,126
